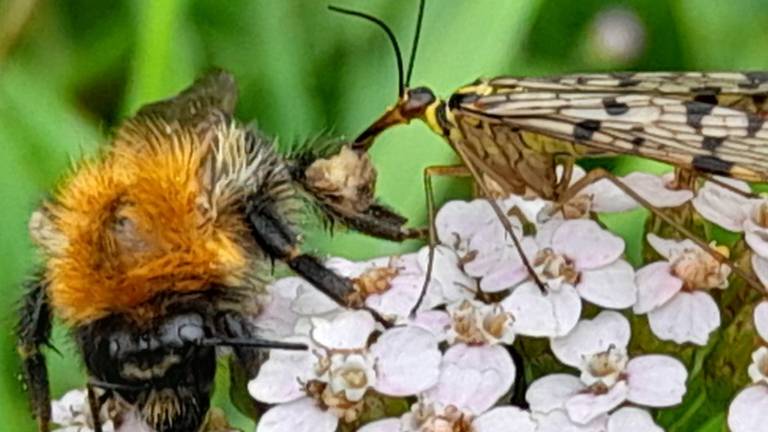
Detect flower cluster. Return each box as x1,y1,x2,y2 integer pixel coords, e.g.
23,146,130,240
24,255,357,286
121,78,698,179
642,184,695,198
50,171,768,432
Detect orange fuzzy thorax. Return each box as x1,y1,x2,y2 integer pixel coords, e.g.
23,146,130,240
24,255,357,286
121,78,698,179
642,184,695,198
35,120,252,325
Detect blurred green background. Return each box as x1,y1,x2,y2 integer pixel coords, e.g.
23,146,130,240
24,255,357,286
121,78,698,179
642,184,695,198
1,0,767,430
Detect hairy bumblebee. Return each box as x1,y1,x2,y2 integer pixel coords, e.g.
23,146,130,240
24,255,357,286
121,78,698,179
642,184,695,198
17,71,415,432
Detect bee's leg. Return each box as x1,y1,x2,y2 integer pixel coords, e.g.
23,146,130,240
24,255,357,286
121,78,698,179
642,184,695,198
558,167,764,293
246,202,355,306
316,200,427,241
86,384,103,432
17,279,52,432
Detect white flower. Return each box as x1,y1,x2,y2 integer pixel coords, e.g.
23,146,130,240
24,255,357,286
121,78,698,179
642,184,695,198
530,311,687,424
249,310,441,432
445,299,516,345
359,403,536,432
574,168,692,214
633,234,728,345
729,301,768,432
502,219,637,338
51,389,152,432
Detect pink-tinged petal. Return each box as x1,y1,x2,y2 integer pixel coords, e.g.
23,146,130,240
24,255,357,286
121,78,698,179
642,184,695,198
752,255,768,291
501,194,550,224
256,398,338,432
647,291,720,346
645,234,698,261
582,177,639,213
116,409,153,432
526,374,584,414
406,310,451,341
552,220,625,269
291,279,343,316
534,409,608,432
248,346,315,404
255,279,304,340
626,354,688,406
622,172,693,208
745,217,768,258
607,407,662,432
502,281,582,338
311,310,374,350
728,385,768,432
417,246,478,306
535,219,565,248
474,406,537,432
551,311,631,368
326,256,390,278
469,236,538,293
577,260,637,309
633,262,682,314
426,344,515,415
755,301,768,342
372,327,441,396
565,381,628,424
436,200,499,246
691,177,752,232
357,418,401,432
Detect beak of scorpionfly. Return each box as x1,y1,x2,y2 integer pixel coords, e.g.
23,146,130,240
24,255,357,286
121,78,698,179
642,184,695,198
352,86,437,151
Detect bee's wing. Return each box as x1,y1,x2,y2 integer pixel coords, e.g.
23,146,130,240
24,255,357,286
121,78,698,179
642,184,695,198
459,77,768,181
135,69,238,125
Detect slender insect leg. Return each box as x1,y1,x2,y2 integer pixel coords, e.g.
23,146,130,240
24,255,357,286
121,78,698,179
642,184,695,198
86,384,103,432
17,279,52,432
558,168,764,293
410,165,471,316
698,172,762,199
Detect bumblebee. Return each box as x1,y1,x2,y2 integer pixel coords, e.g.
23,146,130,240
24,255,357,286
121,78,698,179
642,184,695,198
16,71,405,432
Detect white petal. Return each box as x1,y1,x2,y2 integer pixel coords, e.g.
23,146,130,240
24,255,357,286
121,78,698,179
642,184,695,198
248,346,316,404
755,301,768,342
691,177,752,232
291,278,343,316
357,418,401,432
311,310,375,350
551,311,631,368
407,310,452,341
728,385,768,432
622,172,693,208
502,281,581,338
469,235,538,293
425,344,515,415
752,254,768,292
526,374,585,414
745,217,768,258
255,278,303,340
565,381,628,424
552,219,625,269
626,355,688,407
534,409,608,432
584,177,639,213
607,407,662,432
535,219,565,248
474,406,537,432
256,398,338,432
417,245,478,306
577,260,637,309
436,199,499,244
646,234,698,261
633,262,682,314
372,326,441,396
647,291,720,345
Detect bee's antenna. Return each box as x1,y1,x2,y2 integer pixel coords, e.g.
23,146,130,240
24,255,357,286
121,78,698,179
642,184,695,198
328,5,405,97
405,0,426,87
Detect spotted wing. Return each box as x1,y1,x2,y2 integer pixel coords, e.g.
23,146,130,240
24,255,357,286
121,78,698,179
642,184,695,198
487,72,768,114
457,75,768,181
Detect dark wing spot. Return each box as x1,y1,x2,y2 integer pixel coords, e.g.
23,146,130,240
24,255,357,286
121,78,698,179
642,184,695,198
448,93,480,110
684,101,714,129
691,86,722,95
602,97,630,115
753,94,767,109
740,72,768,89
693,94,719,105
610,72,641,87
574,120,601,141
576,76,589,85
692,155,733,175
702,136,725,151
632,137,645,147
748,113,765,137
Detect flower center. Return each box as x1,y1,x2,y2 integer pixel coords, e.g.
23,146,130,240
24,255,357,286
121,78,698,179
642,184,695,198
407,403,473,432
450,300,515,345
671,245,730,290
350,264,400,306
580,346,628,389
534,248,580,286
